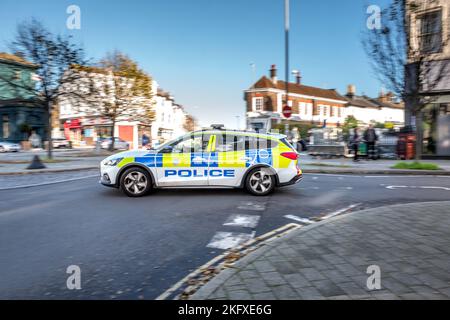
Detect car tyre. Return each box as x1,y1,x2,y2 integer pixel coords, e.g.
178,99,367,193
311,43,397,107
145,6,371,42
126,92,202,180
120,167,152,197
245,167,276,196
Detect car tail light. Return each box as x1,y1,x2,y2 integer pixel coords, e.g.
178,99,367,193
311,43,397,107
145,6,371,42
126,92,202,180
281,152,299,160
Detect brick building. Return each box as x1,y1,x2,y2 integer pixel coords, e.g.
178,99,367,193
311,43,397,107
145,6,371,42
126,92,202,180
244,65,348,131
405,0,450,157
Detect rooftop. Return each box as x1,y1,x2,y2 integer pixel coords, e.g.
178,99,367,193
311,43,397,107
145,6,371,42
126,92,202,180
250,76,348,102
0,52,37,68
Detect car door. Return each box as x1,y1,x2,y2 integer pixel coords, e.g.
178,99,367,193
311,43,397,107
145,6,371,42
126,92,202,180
156,133,212,187
209,133,248,187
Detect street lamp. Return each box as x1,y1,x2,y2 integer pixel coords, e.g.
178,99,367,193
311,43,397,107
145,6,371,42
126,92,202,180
284,0,290,136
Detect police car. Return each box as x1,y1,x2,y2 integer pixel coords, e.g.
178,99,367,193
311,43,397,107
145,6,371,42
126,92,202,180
100,126,302,197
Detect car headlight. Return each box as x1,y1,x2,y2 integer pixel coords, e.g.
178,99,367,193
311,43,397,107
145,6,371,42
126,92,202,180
103,158,123,166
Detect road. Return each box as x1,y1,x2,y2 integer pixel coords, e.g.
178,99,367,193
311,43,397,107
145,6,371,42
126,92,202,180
0,173,449,299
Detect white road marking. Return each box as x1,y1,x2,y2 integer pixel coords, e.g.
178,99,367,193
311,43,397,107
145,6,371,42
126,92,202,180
284,215,314,224
321,203,362,220
0,174,99,191
365,175,450,178
206,232,255,250
156,223,301,300
237,201,266,211
386,185,450,191
223,214,260,228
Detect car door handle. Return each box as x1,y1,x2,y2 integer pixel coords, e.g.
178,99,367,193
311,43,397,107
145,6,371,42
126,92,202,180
240,157,252,161
192,156,207,163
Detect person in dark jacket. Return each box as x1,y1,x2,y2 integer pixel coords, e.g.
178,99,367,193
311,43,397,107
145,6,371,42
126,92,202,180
351,128,361,162
364,124,378,160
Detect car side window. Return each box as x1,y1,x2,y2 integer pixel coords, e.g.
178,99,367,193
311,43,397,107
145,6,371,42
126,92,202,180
170,134,210,153
216,134,247,152
216,135,277,152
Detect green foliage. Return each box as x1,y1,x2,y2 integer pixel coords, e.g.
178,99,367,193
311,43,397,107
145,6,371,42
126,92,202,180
273,123,317,139
19,123,32,133
342,116,358,140
392,162,441,170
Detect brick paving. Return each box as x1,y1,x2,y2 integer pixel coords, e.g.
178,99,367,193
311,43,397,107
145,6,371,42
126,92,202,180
191,201,450,300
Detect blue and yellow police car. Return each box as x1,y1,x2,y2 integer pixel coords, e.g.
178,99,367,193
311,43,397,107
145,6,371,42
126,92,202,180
100,126,302,197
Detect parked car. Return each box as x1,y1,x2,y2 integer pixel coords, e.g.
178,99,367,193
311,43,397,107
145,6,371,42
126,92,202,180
100,137,130,150
0,141,21,152
52,138,72,149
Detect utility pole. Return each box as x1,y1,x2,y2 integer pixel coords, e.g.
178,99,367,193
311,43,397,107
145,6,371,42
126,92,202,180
284,0,290,136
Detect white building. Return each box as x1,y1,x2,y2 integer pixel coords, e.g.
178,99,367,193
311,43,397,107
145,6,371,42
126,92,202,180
150,82,191,147
344,85,404,126
58,68,192,149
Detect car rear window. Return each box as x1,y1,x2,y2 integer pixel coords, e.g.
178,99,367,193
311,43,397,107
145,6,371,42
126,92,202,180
280,138,295,151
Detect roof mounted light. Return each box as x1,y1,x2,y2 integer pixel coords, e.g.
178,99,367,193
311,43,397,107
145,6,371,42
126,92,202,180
210,124,225,130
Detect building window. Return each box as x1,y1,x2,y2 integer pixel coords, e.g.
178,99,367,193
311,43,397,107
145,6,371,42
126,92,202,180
299,102,306,116
2,115,10,139
418,10,442,54
253,97,264,112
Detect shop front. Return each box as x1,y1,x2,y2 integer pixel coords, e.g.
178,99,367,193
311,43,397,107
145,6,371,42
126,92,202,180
421,99,450,157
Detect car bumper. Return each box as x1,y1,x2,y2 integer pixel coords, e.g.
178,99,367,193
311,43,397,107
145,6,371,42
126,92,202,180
278,173,303,187
99,165,120,188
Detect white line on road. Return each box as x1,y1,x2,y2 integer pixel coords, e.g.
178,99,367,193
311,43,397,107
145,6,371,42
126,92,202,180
206,231,256,250
320,203,362,220
223,214,260,228
284,215,314,224
386,185,450,191
156,223,301,300
237,201,266,211
0,174,99,191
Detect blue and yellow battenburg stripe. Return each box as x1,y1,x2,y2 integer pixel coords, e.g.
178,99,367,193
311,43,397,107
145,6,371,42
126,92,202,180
118,149,277,169
116,132,294,169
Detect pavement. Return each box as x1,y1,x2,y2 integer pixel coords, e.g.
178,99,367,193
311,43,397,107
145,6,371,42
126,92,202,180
1,173,450,299
1,150,449,175
0,148,106,175
299,154,450,175
191,201,450,300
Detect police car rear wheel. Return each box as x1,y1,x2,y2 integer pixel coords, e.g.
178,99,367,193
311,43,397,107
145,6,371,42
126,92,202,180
120,167,151,197
245,168,275,196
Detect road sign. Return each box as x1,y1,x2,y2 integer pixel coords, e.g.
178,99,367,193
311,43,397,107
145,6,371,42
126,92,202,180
282,106,292,118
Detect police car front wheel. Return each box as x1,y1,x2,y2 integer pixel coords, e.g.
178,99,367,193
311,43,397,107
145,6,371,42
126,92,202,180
120,167,152,197
245,167,275,196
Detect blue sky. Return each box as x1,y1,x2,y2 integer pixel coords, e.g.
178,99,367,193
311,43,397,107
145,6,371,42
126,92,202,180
0,0,390,128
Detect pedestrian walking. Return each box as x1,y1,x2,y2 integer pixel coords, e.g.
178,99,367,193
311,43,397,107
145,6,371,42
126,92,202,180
364,124,378,160
351,128,361,162
29,131,42,149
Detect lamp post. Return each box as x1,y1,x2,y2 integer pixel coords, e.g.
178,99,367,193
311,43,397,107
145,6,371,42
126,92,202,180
284,0,290,136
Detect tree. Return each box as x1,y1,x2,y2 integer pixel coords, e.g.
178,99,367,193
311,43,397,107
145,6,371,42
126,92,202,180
3,19,87,158
362,0,449,159
68,51,154,150
342,115,359,141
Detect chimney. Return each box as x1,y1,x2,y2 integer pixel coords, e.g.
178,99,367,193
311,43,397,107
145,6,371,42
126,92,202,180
295,72,301,85
346,84,356,98
292,70,301,85
270,64,277,84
